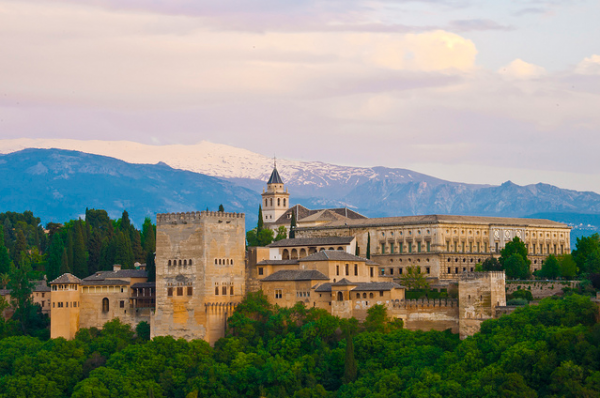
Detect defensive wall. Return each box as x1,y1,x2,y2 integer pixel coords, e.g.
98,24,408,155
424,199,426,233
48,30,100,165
506,280,580,299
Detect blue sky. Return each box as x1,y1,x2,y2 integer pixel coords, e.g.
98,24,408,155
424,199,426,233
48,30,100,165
1,0,599,192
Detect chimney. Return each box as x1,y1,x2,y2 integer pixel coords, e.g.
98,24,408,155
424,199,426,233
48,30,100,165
113,264,122,271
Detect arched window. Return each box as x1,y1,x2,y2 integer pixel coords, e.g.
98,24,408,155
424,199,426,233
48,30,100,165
300,248,307,258
369,293,374,298
179,259,182,266
278,198,281,206
337,292,344,301
215,259,218,264
102,298,109,313
356,293,360,298
189,259,193,265
363,293,367,298
264,199,268,206
219,259,222,265
168,260,171,266
231,260,234,265
337,247,344,251
270,198,273,206
183,259,187,266
291,249,298,259
282,249,290,260
283,199,286,206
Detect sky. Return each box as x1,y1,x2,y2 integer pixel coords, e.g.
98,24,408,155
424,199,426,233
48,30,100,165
1,0,599,193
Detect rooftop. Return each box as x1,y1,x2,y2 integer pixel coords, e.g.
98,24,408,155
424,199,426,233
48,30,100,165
267,167,284,184
81,279,130,286
298,250,378,265
267,236,354,248
351,282,404,291
49,273,82,285
261,269,329,282
256,259,300,266
83,269,148,281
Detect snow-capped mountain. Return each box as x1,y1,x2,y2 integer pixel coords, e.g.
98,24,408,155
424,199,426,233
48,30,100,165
0,139,450,198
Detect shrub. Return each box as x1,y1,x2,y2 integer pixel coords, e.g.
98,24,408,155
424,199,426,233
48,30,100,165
506,298,528,306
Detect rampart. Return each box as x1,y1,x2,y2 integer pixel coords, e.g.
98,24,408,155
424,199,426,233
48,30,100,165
156,211,245,225
506,280,580,299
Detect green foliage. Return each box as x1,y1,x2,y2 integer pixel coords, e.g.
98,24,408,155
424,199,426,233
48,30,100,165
559,254,578,280
506,298,529,306
366,233,371,259
482,256,502,271
218,204,225,212
275,226,288,242
257,205,264,232
0,226,12,275
363,305,403,334
539,254,561,279
135,321,151,341
400,265,430,290
509,289,533,302
572,233,600,274
246,228,275,247
289,210,297,239
504,253,531,280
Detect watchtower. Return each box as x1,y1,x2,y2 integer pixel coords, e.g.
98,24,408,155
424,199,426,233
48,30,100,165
49,273,82,339
261,160,290,228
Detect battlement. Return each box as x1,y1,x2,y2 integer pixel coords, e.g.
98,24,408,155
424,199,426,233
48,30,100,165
389,298,459,308
459,271,505,281
157,211,245,225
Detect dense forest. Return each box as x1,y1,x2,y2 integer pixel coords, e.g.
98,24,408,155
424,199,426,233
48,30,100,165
1,292,599,397
0,209,156,284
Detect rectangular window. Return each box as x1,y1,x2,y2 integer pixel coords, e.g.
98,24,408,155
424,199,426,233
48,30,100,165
187,287,193,296
379,291,384,297
222,286,227,295
215,286,219,295
455,267,458,274
120,300,125,308
41,301,44,307
177,287,183,296
53,302,55,308
399,242,403,253
354,264,358,276
469,243,473,253
477,242,480,253
462,242,465,253
417,242,421,253
66,302,69,308
336,265,339,276
345,264,349,276
426,267,430,274
427,242,431,252
399,268,403,274
381,243,385,254
448,267,451,274
390,243,394,254
380,268,385,276
390,268,394,275
258,267,264,276
370,267,374,277
230,286,234,295
408,244,412,253
446,241,450,252
275,289,282,299
484,242,488,252
454,242,457,252
495,242,499,252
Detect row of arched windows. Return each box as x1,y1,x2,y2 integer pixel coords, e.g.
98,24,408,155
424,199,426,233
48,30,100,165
53,301,79,308
214,258,234,265
168,259,193,266
264,198,287,207
282,247,345,260
214,282,234,296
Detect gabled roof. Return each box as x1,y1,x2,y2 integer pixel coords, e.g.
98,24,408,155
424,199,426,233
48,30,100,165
49,273,82,285
83,269,148,281
273,205,367,225
33,281,51,292
298,250,376,264
314,283,332,292
351,282,404,291
267,167,284,184
256,259,300,266
81,279,130,286
131,282,156,289
267,236,354,248
261,269,329,282
332,278,356,286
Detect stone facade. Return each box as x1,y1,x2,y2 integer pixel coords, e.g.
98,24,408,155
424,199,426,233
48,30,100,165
458,272,506,338
152,211,246,345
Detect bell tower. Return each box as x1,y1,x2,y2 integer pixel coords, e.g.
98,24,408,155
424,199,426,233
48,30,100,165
262,159,290,228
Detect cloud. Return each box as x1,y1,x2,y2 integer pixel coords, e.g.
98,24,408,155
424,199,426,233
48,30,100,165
575,55,600,75
498,59,546,79
448,19,513,32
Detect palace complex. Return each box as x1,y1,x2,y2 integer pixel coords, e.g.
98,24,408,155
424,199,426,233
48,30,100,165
35,164,570,343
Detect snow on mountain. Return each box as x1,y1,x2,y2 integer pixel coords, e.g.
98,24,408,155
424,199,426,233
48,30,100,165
0,139,434,197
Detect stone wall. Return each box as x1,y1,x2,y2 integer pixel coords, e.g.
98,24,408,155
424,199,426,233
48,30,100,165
506,280,580,299
458,272,506,338
152,211,246,345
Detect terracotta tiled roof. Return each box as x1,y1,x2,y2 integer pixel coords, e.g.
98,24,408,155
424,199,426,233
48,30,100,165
49,273,82,285
260,270,329,282
267,237,354,248
298,250,371,263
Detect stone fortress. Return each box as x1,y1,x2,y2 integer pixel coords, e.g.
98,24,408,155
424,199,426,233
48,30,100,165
45,164,571,343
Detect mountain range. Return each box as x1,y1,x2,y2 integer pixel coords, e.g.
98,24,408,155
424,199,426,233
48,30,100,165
0,139,599,241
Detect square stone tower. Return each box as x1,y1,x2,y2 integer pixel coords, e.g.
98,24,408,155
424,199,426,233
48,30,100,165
152,211,246,344
458,271,506,338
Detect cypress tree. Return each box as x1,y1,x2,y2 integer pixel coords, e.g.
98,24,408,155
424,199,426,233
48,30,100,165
366,233,371,259
141,218,156,258
66,229,74,272
343,335,357,383
72,221,88,278
132,230,144,262
47,233,65,281
218,204,225,212
60,248,71,274
0,226,11,275
145,250,156,282
13,230,27,267
257,206,264,232
289,210,296,239
87,230,103,275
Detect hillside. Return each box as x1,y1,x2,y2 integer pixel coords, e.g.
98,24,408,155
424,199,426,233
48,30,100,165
0,149,260,227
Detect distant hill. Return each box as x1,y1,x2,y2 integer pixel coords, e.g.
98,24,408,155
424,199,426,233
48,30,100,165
0,149,260,227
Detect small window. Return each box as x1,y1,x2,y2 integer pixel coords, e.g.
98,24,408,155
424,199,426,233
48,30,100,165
258,267,264,276
66,302,69,308
426,267,430,274
53,302,55,308
230,286,234,295
370,267,374,277
168,260,171,266
363,293,367,298
275,289,283,299
345,264,349,276
215,286,219,295
356,293,360,298
120,300,125,308
369,293,374,298
379,291,384,297
184,259,187,266
222,286,227,295
187,287,193,296
336,265,339,276
168,287,173,297
354,264,358,276
102,298,109,312
179,259,182,266
215,259,218,265
231,259,234,265
176,287,182,296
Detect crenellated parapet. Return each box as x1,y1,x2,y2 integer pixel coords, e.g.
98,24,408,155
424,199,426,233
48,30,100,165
459,271,505,280
157,211,245,225
389,298,459,308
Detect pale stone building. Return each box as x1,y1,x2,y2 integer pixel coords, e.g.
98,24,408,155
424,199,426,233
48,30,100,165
151,210,246,345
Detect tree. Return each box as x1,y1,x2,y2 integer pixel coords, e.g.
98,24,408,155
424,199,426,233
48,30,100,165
584,250,600,275
13,230,27,267
257,206,264,232
0,226,11,275
7,259,35,333
366,233,371,260
572,233,600,274
341,318,359,384
559,254,578,280
72,221,88,278
258,229,274,247
539,254,560,279
218,204,225,212
363,304,402,333
47,233,65,281
60,248,71,274
145,250,156,283
289,210,296,239
500,237,531,271
141,218,156,258
400,265,430,290
481,256,502,271
274,226,287,241
504,253,530,280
